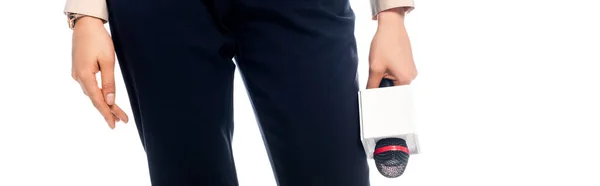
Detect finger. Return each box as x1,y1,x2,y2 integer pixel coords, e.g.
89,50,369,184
98,55,116,105
383,74,406,86
76,79,89,96
366,66,386,89
81,74,116,129
389,71,414,86
110,104,129,124
388,64,417,86
382,73,397,81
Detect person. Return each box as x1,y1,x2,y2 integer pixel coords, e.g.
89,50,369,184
65,0,417,185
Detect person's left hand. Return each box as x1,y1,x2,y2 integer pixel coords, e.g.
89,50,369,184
367,8,417,89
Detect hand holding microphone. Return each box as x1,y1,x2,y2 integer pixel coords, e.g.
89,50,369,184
366,7,418,178
360,67,419,178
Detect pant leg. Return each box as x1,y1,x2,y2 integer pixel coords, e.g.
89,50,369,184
232,1,370,185
107,0,238,185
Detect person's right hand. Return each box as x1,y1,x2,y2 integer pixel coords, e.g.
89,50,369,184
71,16,129,129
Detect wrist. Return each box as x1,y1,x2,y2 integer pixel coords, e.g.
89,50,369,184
377,8,406,29
73,16,104,31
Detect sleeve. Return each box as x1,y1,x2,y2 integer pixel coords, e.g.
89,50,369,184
370,0,415,20
64,0,109,23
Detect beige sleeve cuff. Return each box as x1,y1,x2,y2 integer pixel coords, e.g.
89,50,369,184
370,0,415,20
63,0,410,22
64,0,109,22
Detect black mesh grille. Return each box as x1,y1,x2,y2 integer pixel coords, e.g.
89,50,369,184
374,138,410,178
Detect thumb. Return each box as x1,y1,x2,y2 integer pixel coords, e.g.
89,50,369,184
366,66,386,89
98,55,116,105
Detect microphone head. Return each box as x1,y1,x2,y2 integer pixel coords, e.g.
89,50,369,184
373,138,410,178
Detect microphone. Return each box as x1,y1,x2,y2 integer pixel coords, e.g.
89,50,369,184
373,78,410,178
358,78,420,178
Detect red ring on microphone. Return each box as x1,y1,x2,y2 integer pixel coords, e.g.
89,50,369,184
373,145,410,155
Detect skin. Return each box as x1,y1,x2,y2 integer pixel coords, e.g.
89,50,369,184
71,8,416,129
367,8,418,88
71,16,128,129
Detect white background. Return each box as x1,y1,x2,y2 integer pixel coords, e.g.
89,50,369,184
1,0,599,185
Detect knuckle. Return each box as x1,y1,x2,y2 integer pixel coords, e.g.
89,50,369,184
411,70,419,78
98,53,116,64
102,82,116,90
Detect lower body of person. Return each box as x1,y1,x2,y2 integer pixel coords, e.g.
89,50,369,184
106,0,369,185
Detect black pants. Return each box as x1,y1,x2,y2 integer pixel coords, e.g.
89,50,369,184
107,0,368,185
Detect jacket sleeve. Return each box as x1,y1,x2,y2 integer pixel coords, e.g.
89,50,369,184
64,0,109,22
370,0,415,20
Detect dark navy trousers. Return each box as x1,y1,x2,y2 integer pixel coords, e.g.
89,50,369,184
107,0,369,185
